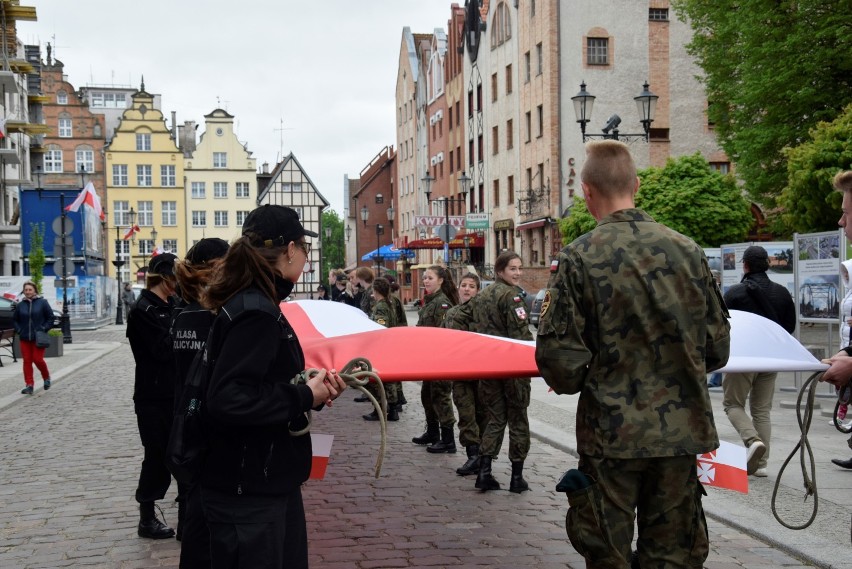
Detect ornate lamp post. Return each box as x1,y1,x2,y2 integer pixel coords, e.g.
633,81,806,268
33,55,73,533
112,225,126,325
424,171,470,264
572,81,658,142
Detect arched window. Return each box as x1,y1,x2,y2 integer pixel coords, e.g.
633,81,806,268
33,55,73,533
491,2,512,47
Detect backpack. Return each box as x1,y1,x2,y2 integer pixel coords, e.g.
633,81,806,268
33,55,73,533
166,289,283,485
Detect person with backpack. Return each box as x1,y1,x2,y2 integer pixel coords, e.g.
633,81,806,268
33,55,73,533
169,237,229,566
199,205,346,569
722,245,796,478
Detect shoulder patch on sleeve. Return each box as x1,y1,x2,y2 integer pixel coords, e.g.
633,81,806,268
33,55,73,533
550,259,559,272
539,290,553,320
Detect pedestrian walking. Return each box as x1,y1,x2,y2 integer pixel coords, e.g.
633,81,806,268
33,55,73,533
12,281,53,395
199,204,346,569
469,253,533,492
169,237,229,566
412,265,458,451
535,140,731,567
122,282,136,320
722,245,796,477
127,253,180,540
443,272,488,475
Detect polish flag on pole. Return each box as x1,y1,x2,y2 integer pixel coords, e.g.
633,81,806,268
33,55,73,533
697,440,748,493
123,224,140,240
0,118,6,140
309,433,334,480
65,182,105,221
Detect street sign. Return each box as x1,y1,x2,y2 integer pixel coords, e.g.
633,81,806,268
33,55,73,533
52,258,74,276
54,278,76,289
53,242,74,257
51,216,74,235
437,224,458,243
466,212,489,230
414,215,465,228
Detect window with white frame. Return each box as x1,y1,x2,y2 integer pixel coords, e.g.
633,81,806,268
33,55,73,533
137,201,153,226
58,118,72,138
282,182,302,192
490,2,512,47
137,165,153,186
57,90,68,105
115,239,130,262
44,148,63,172
161,201,177,226
213,182,228,198
113,201,130,226
536,43,543,75
587,37,609,65
191,182,206,198
76,148,94,173
163,239,178,253
236,210,250,226
213,152,227,168
136,133,152,151
192,211,207,227
214,211,229,227
139,239,154,256
161,165,176,187
235,182,250,198
112,164,128,186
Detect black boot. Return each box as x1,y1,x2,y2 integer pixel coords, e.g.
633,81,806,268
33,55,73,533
831,457,852,469
387,406,399,422
138,502,175,539
427,426,457,454
412,422,439,445
475,455,501,491
509,460,530,493
456,444,481,475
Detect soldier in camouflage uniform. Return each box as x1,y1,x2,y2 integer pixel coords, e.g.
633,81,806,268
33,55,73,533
413,265,459,451
443,273,488,475
470,252,534,493
535,141,730,568
363,278,401,422
354,266,376,316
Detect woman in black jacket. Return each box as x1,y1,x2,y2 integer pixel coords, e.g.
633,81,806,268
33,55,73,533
12,281,54,395
200,205,346,569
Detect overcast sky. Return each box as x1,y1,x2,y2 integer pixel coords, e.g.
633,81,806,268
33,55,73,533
24,1,452,216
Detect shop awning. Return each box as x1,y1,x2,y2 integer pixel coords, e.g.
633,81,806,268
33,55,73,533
406,233,485,250
516,218,551,231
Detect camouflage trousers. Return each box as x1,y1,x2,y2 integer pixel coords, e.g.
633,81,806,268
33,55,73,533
364,378,399,406
420,380,455,427
567,454,708,569
478,378,530,461
452,380,487,447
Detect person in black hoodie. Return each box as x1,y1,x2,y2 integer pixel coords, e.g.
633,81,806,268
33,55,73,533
722,245,796,478
170,237,229,566
127,252,179,540
200,205,346,569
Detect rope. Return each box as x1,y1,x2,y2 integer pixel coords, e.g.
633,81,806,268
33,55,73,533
771,371,822,530
289,358,387,478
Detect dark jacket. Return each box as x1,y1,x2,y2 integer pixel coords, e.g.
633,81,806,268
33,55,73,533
170,300,215,400
201,286,315,497
127,289,176,402
13,295,54,341
724,271,796,334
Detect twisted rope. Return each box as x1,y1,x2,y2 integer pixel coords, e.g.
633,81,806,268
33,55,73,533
290,358,387,478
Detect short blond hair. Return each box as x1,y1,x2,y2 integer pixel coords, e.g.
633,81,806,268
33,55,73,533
580,140,637,199
833,171,852,194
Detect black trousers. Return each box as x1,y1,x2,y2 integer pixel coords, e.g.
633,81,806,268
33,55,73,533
180,483,211,569
134,401,174,504
201,486,308,569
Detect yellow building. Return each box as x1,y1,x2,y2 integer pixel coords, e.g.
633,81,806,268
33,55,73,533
184,109,257,246
105,82,184,282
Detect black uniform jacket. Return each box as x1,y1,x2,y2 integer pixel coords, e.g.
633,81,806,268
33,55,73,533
127,289,176,403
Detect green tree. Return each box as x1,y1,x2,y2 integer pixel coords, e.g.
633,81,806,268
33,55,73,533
28,223,46,293
558,154,752,247
777,103,852,234
672,1,852,214
320,209,345,279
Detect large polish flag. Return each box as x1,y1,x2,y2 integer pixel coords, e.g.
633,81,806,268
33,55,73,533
697,441,748,493
65,182,105,221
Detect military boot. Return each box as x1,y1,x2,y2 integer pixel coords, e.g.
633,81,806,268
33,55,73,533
412,422,439,445
137,502,175,540
427,426,457,454
456,444,480,475
509,460,530,493
475,455,501,491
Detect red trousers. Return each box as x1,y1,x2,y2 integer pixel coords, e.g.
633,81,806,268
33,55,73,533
19,339,50,386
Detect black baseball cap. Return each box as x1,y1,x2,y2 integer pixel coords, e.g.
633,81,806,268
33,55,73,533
740,245,768,264
242,205,317,248
148,252,177,276
185,237,229,265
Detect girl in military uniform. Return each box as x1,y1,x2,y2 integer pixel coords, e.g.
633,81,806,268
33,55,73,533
363,277,401,422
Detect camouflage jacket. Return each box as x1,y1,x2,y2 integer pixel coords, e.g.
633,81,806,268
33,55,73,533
443,300,474,331
371,299,397,328
535,208,730,459
360,285,376,316
417,290,452,328
470,279,532,342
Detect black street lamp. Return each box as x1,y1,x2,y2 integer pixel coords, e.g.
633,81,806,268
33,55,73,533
112,225,126,325
375,224,384,277
572,81,658,142
148,227,158,267
424,171,471,264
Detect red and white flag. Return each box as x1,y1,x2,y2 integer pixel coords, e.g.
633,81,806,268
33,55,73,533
309,433,334,480
65,182,105,221
151,246,161,257
0,118,6,140
697,440,748,493
123,224,141,240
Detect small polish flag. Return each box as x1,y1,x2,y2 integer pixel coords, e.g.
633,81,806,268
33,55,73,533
697,440,748,493
151,246,161,257
65,182,105,221
123,224,140,240
0,118,6,140
550,259,559,272
309,433,334,480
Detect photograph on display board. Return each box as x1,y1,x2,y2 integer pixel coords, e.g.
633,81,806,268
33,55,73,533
720,242,794,297
796,231,841,320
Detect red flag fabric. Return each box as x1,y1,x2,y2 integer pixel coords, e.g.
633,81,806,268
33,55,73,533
65,182,105,221
123,224,140,240
309,433,334,480
697,440,749,493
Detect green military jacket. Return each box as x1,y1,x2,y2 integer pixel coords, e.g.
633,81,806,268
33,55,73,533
371,299,397,328
360,285,376,316
535,208,730,459
470,279,532,342
443,299,474,331
417,290,452,328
